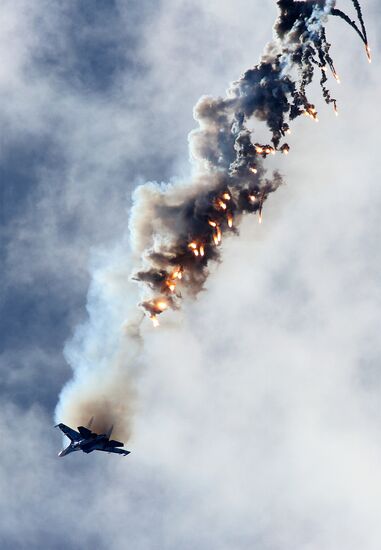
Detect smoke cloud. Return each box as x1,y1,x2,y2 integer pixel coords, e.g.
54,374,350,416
55,246,142,441
131,0,369,325
55,0,369,442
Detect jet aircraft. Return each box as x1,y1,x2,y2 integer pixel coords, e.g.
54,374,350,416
56,417,130,457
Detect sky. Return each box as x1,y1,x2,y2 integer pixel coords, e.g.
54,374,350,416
1,1,381,548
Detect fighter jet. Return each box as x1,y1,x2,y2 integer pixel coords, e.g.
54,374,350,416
55,417,131,457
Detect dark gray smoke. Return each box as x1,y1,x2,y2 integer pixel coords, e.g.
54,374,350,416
131,0,369,326
332,1,371,61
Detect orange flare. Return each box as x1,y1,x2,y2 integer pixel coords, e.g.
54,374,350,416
188,242,197,250
213,234,219,245
334,72,341,84
227,214,233,228
366,44,372,63
304,106,318,121
218,200,227,210
249,195,256,203
151,315,159,328
200,245,205,257
156,301,168,312
249,166,258,174
208,220,217,228
255,146,263,154
171,266,183,280
171,269,180,280
222,193,231,201
193,249,199,257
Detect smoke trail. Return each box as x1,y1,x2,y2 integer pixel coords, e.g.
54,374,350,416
331,1,371,62
55,1,369,439
331,7,365,43
55,246,142,441
351,0,369,46
131,0,369,326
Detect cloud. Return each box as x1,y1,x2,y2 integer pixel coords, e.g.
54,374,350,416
1,1,381,549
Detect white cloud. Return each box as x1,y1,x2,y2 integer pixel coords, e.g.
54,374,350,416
1,1,381,549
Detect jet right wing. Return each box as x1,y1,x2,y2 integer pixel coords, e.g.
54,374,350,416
103,447,131,456
55,423,81,442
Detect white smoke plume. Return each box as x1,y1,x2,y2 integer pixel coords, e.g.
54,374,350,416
55,0,369,442
55,245,142,441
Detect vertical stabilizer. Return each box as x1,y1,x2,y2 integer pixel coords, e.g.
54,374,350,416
106,425,114,439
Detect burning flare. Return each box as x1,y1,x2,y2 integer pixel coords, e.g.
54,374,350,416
304,104,319,122
128,0,370,325
366,44,371,63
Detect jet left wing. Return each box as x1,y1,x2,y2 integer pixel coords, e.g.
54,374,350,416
56,423,81,442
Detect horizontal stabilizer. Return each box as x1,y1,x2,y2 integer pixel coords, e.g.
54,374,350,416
108,440,124,448
104,447,131,456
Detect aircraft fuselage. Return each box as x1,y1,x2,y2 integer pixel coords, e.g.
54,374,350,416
59,434,112,456
56,421,130,457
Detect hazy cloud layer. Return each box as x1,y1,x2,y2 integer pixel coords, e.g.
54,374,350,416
1,1,381,549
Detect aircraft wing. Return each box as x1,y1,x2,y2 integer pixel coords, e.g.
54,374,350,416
56,423,81,442
78,426,94,439
101,446,131,456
